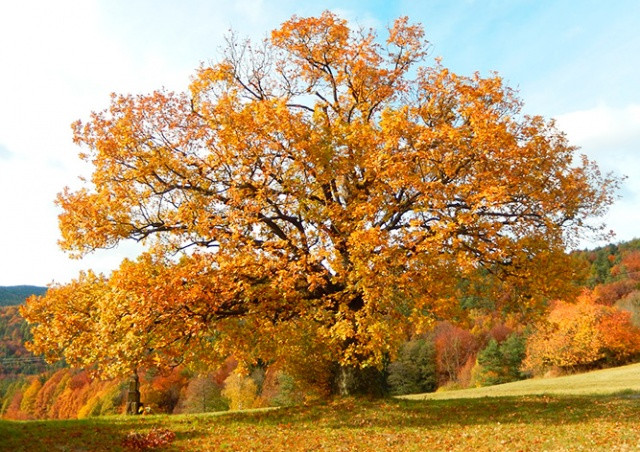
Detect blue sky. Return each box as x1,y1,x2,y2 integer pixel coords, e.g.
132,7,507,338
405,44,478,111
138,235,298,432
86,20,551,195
0,0,639,285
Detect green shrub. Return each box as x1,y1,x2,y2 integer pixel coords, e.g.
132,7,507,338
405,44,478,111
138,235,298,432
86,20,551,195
473,333,527,386
387,337,437,395
271,373,301,407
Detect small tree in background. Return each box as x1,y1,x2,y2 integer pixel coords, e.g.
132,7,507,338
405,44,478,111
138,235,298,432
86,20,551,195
435,322,477,385
473,333,527,386
387,337,437,395
270,373,300,407
18,378,42,418
615,291,640,327
221,372,258,411
177,375,227,413
523,292,640,375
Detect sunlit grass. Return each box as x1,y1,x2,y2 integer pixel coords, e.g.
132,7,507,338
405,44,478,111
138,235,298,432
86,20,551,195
401,362,640,400
3,364,640,451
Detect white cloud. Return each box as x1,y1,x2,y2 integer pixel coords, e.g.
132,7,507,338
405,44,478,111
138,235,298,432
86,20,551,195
0,144,13,160
555,104,640,186
555,105,640,153
0,0,299,285
556,104,640,245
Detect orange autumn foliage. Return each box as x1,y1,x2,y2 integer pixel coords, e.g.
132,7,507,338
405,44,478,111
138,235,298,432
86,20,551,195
18,378,41,418
22,12,617,383
593,279,637,306
33,369,67,419
3,387,27,420
524,292,640,374
221,372,258,411
612,250,640,281
139,369,188,414
1,369,125,420
434,321,478,384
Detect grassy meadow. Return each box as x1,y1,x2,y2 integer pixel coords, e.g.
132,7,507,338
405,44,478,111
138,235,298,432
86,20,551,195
403,361,640,400
2,364,640,451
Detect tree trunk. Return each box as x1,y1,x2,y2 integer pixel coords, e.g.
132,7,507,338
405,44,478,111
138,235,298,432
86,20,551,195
126,371,143,415
332,364,387,397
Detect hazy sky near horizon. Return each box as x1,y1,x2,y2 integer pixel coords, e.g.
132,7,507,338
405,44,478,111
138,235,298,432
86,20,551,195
1,0,639,286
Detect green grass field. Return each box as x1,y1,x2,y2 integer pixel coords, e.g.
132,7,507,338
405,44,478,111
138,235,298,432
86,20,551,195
2,364,640,451
402,361,640,400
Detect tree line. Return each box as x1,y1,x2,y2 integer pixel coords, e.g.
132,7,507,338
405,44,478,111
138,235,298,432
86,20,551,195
3,238,640,418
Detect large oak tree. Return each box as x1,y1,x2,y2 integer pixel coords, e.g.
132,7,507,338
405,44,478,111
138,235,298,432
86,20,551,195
23,12,616,393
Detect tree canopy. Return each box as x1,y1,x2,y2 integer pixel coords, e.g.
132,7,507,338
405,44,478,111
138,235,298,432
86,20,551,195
22,12,617,384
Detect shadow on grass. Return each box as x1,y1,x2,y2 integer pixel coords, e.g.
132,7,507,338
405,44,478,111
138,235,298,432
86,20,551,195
2,393,639,450
199,393,640,430
0,415,204,452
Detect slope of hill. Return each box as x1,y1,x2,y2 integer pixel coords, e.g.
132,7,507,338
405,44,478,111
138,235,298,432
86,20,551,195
401,362,640,400
2,374,640,451
0,305,51,376
0,286,46,306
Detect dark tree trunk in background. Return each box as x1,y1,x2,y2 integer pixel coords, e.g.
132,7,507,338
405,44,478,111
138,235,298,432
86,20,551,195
126,370,142,415
332,364,388,397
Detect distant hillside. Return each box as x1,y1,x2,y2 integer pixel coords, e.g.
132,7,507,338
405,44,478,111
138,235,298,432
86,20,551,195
0,286,47,306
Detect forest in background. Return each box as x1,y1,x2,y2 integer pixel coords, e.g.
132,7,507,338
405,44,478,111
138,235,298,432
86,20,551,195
0,286,46,307
1,238,640,420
